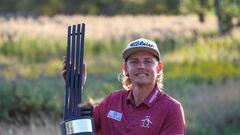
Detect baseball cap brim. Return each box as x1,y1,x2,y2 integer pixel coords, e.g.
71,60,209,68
122,47,160,61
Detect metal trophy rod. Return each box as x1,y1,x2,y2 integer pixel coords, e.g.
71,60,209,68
61,23,96,135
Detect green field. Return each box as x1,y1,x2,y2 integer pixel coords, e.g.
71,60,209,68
0,15,240,135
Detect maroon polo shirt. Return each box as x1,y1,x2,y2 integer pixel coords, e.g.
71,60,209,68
93,86,186,135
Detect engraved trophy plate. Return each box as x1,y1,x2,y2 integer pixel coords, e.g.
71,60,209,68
60,23,96,135
65,119,93,134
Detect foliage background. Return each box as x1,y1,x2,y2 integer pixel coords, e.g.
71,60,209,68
0,0,240,135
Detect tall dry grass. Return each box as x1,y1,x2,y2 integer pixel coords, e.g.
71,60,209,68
182,79,240,134
0,15,217,41
0,116,60,135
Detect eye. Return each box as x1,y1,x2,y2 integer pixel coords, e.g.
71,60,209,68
145,60,152,63
130,60,138,64
144,59,154,64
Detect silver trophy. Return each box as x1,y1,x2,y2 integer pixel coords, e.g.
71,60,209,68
60,23,96,135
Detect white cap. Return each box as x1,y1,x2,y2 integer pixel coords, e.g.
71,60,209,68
122,38,160,61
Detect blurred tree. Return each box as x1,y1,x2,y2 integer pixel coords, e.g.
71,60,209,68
64,0,84,14
151,0,180,14
0,0,18,13
121,0,180,14
40,0,65,16
2,0,239,31
97,0,123,15
180,0,240,35
64,0,100,15
214,0,240,34
0,0,181,15
16,0,36,15
64,0,122,15
120,0,146,14
199,0,206,23
180,0,214,22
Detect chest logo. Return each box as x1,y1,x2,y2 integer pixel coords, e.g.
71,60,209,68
141,116,152,128
107,110,122,121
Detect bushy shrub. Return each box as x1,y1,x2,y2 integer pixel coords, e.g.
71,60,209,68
0,77,64,122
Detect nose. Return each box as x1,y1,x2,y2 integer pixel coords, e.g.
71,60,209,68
136,61,145,69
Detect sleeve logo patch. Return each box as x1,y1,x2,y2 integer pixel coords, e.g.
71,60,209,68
107,110,122,121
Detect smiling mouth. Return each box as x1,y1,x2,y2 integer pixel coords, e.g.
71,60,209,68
135,73,149,76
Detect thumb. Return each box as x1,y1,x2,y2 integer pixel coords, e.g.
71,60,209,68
79,97,95,108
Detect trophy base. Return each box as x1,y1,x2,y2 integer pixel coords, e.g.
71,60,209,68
61,118,96,135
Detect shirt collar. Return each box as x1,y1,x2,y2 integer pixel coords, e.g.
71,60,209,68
126,85,162,108
127,90,135,105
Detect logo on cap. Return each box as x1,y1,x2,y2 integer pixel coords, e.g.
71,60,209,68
129,40,154,48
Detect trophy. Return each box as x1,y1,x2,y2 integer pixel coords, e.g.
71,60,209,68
60,23,96,135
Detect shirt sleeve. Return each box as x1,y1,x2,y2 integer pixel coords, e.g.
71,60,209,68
93,104,101,133
159,103,186,135
93,94,111,134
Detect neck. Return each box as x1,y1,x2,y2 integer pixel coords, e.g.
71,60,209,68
132,83,155,106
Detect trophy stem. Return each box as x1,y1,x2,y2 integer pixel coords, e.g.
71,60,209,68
61,23,96,135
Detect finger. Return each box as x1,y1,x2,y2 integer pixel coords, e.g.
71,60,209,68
61,70,67,81
62,57,67,69
62,56,67,63
62,63,67,70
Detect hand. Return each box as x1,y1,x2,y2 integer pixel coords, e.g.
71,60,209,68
79,97,95,117
61,56,87,85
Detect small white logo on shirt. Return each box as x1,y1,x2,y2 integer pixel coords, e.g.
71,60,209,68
107,110,122,121
141,116,152,128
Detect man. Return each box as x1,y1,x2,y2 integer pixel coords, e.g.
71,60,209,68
62,38,186,135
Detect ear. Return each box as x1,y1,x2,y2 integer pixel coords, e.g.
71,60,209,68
157,61,163,73
122,64,128,75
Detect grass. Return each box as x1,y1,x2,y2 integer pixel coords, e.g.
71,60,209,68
0,79,239,135
181,79,240,135
0,115,61,135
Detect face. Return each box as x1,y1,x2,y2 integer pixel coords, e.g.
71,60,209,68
124,51,162,86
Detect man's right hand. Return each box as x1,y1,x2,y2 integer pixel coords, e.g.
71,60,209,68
61,56,87,85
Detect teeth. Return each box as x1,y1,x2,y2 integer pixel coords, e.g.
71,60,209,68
136,73,148,76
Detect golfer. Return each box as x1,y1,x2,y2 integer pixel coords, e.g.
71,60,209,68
62,38,186,135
